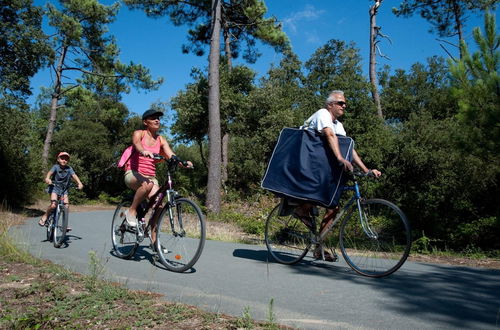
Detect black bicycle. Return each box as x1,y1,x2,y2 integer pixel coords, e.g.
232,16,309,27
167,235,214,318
111,155,206,273
265,171,411,278
45,184,70,248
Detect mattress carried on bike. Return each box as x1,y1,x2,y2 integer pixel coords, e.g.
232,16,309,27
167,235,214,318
261,127,354,208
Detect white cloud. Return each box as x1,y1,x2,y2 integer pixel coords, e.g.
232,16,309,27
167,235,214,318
283,5,326,34
305,32,321,45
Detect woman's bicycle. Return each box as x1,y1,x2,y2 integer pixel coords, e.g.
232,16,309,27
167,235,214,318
111,155,206,273
45,184,70,248
265,171,411,278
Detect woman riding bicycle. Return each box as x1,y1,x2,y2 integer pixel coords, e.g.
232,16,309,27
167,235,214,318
123,109,192,243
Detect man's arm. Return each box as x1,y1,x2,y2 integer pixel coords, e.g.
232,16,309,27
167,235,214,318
352,149,382,177
323,127,353,172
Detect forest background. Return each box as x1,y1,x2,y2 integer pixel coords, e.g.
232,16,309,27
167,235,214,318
1,0,499,255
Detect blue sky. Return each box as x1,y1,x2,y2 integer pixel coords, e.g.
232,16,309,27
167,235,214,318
29,1,493,117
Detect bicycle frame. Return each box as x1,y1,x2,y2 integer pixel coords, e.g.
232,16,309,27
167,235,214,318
316,177,376,242
138,161,184,237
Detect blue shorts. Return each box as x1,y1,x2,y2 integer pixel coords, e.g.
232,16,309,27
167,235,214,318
47,185,69,197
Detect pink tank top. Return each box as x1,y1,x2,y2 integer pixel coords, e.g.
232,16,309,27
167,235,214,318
126,132,161,176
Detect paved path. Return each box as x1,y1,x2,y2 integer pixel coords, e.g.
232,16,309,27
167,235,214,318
11,210,500,329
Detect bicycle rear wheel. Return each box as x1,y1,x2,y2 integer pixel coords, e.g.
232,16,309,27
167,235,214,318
339,199,411,277
156,198,205,272
111,202,138,259
53,206,68,248
265,204,312,265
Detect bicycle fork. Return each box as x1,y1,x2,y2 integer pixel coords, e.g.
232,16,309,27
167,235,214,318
356,199,378,240
166,191,185,237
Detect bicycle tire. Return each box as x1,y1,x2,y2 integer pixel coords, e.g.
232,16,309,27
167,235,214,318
46,213,54,242
339,198,411,277
156,198,205,272
265,204,312,265
111,202,138,259
53,206,68,248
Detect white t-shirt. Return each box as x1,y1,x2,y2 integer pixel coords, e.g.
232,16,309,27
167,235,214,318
301,108,347,136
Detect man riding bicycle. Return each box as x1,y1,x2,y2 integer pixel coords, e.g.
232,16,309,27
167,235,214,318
295,90,381,261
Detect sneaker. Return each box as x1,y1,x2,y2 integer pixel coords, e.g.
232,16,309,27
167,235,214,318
125,210,138,227
313,246,338,262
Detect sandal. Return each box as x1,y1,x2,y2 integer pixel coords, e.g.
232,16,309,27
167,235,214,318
38,216,47,227
313,246,338,262
293,212,314,230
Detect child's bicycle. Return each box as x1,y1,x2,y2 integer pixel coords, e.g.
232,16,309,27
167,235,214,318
111,155,206,273
264,171,411,278
45,184,71,248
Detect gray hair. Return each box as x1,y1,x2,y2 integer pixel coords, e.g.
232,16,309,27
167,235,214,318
326,90,344,106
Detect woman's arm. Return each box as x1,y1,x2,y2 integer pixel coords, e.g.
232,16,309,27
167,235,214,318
160,136,193,168
159,136,175,159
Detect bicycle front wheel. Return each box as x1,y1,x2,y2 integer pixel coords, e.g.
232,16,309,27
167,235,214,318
111,202,138,259
46,214,54,242
53,206,68,248
339,199,411,277
265,204,312,265
156,198,205,272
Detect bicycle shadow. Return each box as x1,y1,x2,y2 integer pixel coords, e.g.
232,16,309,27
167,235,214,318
41,234,82,248
232,248,355,275
109,245,198,274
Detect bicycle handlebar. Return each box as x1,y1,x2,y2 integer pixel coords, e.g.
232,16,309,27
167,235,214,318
152,154,191,169
349,170,375,178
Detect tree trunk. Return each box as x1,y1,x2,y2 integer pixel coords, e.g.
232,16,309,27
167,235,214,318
221,26,232,189
369,0,383,118
206,0,222,213
42,46,68,170
221,133,229,186
451,0,464,59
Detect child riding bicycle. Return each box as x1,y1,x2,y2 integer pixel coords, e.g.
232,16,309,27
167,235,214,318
38,152,84,229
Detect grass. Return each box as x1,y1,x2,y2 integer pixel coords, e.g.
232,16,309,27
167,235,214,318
0,205,289,330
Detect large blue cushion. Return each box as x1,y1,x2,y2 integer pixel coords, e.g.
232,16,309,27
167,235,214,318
261,127,354,208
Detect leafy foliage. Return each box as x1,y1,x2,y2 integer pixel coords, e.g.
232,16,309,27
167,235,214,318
449,12,500,162
0,0,53,99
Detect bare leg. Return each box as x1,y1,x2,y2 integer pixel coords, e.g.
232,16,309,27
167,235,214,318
128,181,154,218
39,193,57,225
319,206,339,236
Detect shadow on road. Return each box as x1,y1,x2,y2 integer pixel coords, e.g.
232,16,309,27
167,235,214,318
233,247,500,329
109,246,199,274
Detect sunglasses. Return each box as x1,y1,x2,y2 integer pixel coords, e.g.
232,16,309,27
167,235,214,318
332,101,347,107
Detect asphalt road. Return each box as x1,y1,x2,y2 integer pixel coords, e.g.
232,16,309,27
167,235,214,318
10,210,500,329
